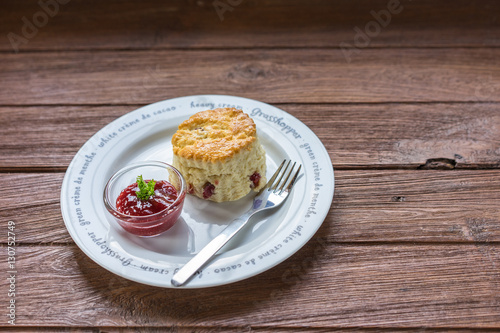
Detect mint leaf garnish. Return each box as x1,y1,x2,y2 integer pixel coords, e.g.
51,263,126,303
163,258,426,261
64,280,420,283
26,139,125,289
136,175,156,201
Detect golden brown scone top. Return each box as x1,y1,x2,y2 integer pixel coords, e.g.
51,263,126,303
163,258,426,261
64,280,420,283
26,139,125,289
172,108,257,162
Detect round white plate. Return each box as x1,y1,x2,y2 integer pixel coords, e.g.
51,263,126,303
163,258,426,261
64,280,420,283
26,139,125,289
60,95,334,288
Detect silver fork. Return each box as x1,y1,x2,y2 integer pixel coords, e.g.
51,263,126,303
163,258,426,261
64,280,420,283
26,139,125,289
171,159,302,287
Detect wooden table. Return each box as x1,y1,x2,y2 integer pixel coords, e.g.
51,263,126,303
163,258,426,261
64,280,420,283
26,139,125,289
2,0,500,330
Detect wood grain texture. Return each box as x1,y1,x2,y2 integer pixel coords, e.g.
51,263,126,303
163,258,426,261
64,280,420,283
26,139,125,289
2,0,499,330
1,48,500,105
2,170,499,244
1,0,500,51
1,103,498,169
0,329,342,333
1,243,499,328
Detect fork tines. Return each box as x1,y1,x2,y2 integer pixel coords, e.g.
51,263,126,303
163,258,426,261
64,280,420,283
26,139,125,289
269,160,302,194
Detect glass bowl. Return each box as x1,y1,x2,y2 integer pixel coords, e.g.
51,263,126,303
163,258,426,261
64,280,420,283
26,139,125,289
103,161,186,237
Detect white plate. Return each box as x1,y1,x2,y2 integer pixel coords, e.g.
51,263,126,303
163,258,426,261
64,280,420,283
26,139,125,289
60,95,334,288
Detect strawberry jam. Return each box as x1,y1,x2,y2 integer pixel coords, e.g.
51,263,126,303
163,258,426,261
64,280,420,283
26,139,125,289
116,180,178,216
113,179,185,237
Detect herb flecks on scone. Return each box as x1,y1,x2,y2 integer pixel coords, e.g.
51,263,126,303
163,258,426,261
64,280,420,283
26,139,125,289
172,107,266,202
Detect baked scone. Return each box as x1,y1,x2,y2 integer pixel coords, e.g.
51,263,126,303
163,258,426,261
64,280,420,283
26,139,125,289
172,108,266,202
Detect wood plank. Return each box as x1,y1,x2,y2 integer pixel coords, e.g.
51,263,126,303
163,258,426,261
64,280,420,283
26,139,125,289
0,329,339,333
1,49,500,105
1,0,500,51
2,170,499,244
1,103,499,169
0,106,119,170
2,244,499,327
4,327,425,333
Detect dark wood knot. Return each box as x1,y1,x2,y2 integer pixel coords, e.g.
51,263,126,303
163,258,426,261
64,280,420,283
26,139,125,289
417,158,456,170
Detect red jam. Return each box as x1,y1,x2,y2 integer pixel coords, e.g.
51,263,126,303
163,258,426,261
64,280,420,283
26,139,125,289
114,180,184,236
116,180,178,216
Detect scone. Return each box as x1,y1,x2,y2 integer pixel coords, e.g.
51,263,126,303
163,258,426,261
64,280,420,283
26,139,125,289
172,108,266,202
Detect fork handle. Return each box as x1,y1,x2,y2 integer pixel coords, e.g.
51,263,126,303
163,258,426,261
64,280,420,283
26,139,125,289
171,213,253,287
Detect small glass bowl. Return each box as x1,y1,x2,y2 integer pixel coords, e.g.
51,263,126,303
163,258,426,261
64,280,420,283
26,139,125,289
103,161,186,237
